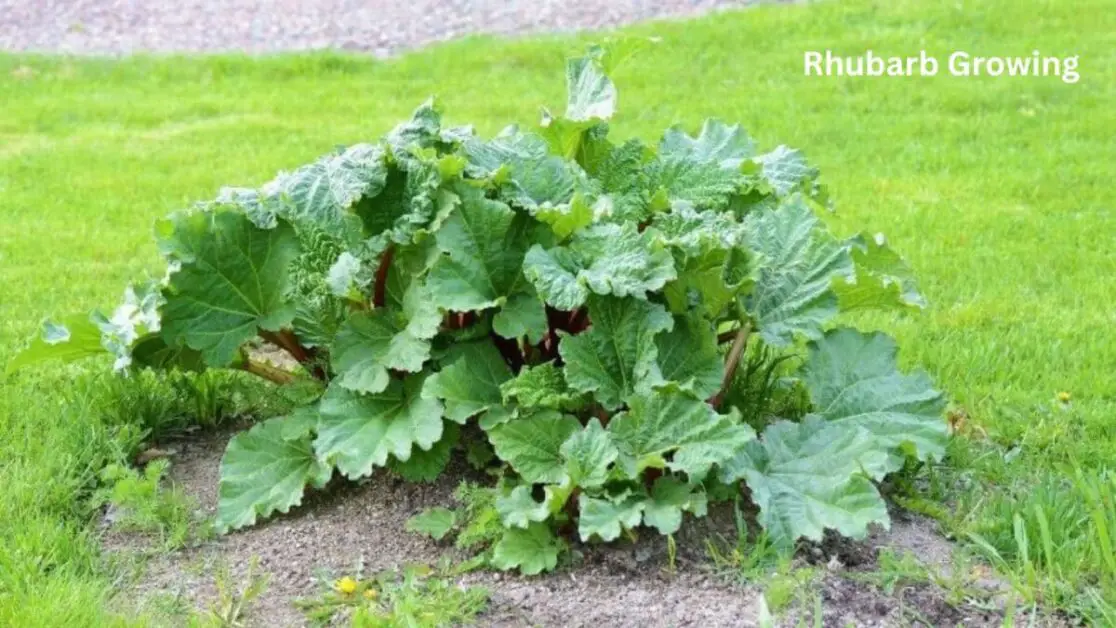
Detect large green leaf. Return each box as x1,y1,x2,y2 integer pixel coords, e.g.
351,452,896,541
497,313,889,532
801,328,948,469
216,415,333,532
833,232,926,313
330,280,439,394
314,376,445,480
488,412,581,484
578,493,643,542
130,333,206,372
496,486,552,529
743,198,852,347
388,422,459,482
491,522,562,575
523,223,676,310
559,295,673,410
491,291,547,343
655,315,724,400
718,417,890,548
422,342,512,424
7,315,104,374
427,184,531,312
607,386,755,479
161,211,299,367
564,56,617,123
641,475,708,535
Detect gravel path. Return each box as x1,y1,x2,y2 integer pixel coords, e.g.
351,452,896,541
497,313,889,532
0,0,764,56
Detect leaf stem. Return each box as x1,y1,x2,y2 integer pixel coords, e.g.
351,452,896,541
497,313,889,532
372,245,395,309
260,329,309,363
239,358,296,385
717,328,742,344
490,331,524,373
710,322,751,410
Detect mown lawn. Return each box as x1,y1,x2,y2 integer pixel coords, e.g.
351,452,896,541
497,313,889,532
2,0,1114,623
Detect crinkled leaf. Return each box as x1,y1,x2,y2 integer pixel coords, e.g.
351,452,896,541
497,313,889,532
427,184,530,311
405,507,457,541
488,412,581,484
326,251,370,298
385,98,444,152
718,417,890,548
649,120,754,209
653,203,747,256
462,128,578,209
608,386,755,479
279,143,388,243
755,145,818,197
743,198,852,347
655,315,724,400
559,295,673,410
422,342,512,424
524,223,676,310
491,522,562,575
500,362,589,413
7,315,104,374
802,328,948,468
565,56,617,122
315,376,445,479
161,211,299,367
355,155,450,246
560,419,617,490
577,493,643,542
834,232,926,312
533,192,597,241
578,135,653,224
216,415,333,533
496,486,552,529
660,120,755,169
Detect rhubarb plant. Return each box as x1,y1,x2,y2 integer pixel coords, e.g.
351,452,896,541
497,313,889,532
9,42,947,572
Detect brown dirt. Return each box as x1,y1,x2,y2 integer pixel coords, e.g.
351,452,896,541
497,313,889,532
106,430,1039,627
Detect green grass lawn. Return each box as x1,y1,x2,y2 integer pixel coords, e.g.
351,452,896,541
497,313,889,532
2,0,1114,623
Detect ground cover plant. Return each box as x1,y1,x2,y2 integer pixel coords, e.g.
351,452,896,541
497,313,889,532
10,41,947,574
2,0,1113,622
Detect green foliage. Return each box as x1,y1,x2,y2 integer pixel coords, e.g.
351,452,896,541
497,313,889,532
9,43,946,574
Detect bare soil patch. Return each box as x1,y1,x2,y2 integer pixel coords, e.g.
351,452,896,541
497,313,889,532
108,429,1021,627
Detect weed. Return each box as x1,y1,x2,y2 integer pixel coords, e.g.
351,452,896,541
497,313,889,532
296,562,488,627
92,459,209,550
192,557,270,628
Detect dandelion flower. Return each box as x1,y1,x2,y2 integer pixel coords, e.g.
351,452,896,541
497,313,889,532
336,576,358,595
363,588,378,600
1057,391,1071,403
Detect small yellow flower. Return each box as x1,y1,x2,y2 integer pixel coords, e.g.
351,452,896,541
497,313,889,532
335,576,358,595
1057,391,1071,403
363,588,378,600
